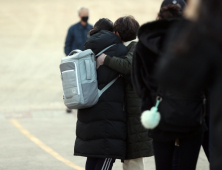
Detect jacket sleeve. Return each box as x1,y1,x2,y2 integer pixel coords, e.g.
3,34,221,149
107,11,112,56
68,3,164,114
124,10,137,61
132,42,155,111
64,27,74,56
103,43,136,75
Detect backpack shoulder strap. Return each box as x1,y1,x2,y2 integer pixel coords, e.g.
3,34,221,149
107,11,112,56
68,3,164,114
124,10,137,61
96,44,116,57
98,76,119,97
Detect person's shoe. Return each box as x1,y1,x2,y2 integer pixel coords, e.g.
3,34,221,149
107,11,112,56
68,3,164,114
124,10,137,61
66,108,72,113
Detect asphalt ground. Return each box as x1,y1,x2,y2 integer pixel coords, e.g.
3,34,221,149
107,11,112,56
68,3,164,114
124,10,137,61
0,0,209,169
0,110,209,170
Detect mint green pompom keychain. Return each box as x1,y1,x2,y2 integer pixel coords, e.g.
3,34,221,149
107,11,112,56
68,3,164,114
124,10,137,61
141,97,162,129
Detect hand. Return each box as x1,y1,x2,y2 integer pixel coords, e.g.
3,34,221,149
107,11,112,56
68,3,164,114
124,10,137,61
96,53,107,69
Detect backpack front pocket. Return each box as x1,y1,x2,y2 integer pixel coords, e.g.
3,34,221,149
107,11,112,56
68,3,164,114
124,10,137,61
62,70,78,99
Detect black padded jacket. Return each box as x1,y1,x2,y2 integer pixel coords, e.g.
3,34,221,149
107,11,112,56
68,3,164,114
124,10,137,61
74,30,128,159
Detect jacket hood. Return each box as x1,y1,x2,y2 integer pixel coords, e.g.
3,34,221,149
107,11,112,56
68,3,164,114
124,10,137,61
138,18,181,55
84,30,122,55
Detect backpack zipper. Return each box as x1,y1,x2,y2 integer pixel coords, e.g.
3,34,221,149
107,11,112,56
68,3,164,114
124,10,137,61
73,62,80,95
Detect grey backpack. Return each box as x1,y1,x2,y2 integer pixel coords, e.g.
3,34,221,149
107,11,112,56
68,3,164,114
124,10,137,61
60,44,118,109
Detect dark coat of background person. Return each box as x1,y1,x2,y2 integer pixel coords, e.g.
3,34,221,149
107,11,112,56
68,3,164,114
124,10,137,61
132,18,205,141
64,22,92,55
74,30,128,160
156,22,222,170
132,19,181,112
104,41,154,159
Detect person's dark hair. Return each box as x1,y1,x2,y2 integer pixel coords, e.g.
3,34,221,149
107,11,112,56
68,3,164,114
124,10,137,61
160,0,186,11
174,0,222,55
158,4,183,19
113,16,140,42
89,18,113,36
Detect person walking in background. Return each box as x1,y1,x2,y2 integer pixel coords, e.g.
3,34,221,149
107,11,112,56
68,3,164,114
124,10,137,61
97,16,154,170
64,6,92,113
132,0,207,170
156,0,222,169
64,7,92,53
74,18,128,170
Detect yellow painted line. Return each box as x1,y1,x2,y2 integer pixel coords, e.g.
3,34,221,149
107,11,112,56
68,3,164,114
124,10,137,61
10,119,84,170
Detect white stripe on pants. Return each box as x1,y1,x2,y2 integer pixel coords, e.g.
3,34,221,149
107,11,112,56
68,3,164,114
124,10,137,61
101,158,108,170
123,158,145,170
102,158,112,170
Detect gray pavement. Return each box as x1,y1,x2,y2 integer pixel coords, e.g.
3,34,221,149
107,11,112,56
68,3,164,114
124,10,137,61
0,110,209,170
0,0,209,169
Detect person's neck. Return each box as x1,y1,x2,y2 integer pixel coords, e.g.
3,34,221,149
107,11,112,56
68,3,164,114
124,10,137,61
80,21,87,27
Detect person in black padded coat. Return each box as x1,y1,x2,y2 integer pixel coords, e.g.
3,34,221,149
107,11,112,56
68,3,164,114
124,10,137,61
132,1,206,170
156,0,222,169
74,18,128,170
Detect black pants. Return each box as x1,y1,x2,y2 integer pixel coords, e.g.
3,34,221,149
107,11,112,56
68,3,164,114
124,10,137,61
153,133,203,170
173,116,210,170
173,146,180,170
202,114,210,161
86,157,115,170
